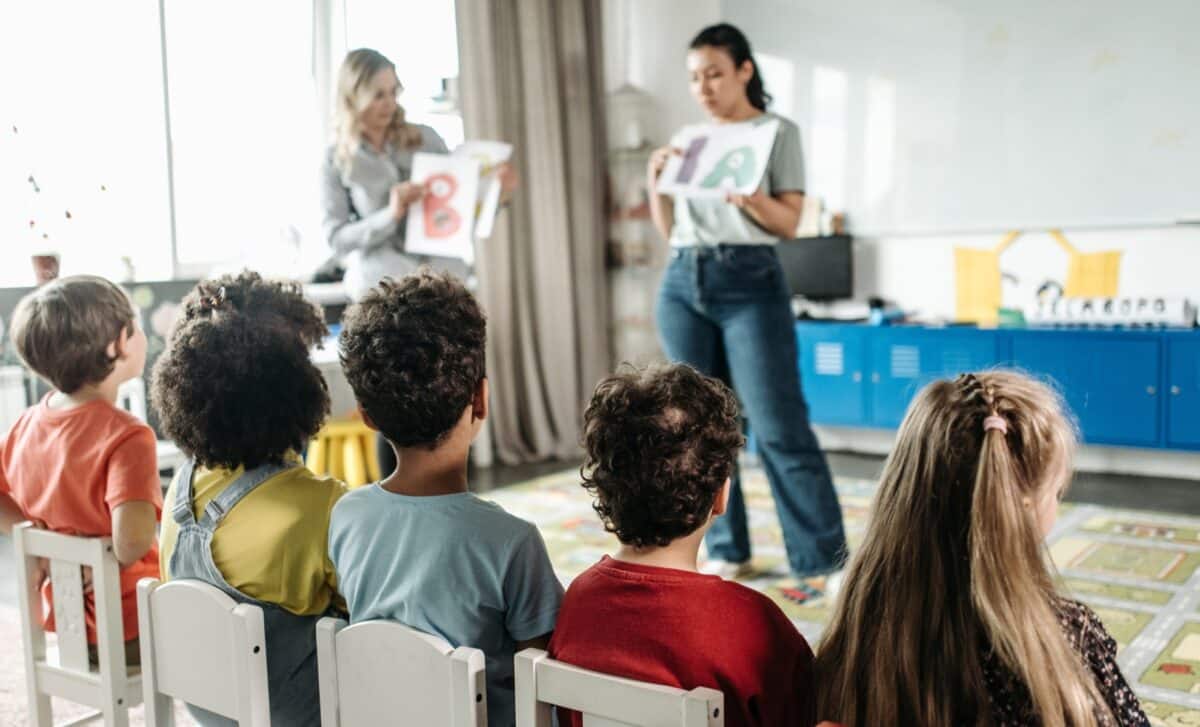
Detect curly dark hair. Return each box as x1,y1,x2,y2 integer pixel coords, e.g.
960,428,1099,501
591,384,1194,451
339,269,486,449
151,271,330,469
581,363,745,548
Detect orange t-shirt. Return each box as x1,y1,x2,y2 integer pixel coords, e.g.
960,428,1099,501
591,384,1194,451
0,395,162,641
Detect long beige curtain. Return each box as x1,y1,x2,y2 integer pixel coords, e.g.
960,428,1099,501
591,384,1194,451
456,0,610,463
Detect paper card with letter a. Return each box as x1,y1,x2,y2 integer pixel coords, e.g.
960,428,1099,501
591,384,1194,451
405,152,481,263
656,118,779,199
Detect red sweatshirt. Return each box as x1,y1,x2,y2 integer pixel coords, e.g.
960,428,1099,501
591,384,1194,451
548,556,815,727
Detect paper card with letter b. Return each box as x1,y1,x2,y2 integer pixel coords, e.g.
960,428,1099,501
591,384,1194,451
656,118,779,198
452,140,513,239
405,152,481,263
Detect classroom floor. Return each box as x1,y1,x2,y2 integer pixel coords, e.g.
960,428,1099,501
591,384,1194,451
1,453,1197,724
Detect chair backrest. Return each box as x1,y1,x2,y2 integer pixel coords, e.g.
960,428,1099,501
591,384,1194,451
316,617,486,727
514,649,724,727
137,578,270,726
14,522,139,724
13,522,127,677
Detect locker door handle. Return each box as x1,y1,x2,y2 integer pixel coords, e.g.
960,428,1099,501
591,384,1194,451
871,373,880,384
1146,386,1157,396
1171,385,1182,396
852,372,862,383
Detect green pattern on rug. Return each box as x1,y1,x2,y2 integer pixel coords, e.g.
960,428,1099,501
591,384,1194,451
484,466,1200,722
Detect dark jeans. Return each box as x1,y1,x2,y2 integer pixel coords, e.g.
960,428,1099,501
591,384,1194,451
656,245,847,576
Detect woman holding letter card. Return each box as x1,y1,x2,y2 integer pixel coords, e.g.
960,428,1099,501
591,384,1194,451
647,23,846,588
320,48,516,301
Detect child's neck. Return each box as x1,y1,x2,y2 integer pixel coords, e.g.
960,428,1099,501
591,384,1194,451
380,443,469,497
613,529,706,573
49,377,124,410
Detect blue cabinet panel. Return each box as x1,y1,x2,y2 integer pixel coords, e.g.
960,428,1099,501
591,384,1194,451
1010,332,1160,447
868,328,1003,428
1166,335,1200,448
795,324,868,426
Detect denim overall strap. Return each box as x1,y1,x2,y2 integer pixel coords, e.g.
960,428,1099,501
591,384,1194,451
197,461,294,530
171,458,198,526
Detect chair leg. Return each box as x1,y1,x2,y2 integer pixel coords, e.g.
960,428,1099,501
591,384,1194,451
26,690,51,727
155,695,175,727
101,699,129,727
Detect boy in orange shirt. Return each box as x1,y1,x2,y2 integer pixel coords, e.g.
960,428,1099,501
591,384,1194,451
0,275,161,664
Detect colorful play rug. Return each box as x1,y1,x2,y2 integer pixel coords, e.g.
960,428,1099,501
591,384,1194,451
486,466,1200,725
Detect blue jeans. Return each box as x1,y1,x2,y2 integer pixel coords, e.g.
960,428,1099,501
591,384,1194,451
656,245,847,576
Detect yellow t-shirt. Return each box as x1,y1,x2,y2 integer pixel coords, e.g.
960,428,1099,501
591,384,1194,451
159,461,347,616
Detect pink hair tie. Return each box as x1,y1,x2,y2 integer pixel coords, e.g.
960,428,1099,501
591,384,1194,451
983,415,1008,435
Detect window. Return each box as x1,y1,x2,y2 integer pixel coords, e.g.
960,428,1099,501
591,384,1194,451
0,1,171,287
0,0,463,286
163,0,323,278
343,0,463,149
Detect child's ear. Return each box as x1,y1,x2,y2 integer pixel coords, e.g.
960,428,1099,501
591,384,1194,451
107,327,130,362
472,377,489,422
358,406,379,432
711,478,731,517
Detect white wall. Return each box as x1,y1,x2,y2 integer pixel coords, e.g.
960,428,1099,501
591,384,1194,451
713,0,1200,319
602,0,720,146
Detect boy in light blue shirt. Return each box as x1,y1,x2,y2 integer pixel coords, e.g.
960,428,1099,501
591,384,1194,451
330,270,562,727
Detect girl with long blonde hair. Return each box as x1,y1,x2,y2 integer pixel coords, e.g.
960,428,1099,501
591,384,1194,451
815,370,1148,727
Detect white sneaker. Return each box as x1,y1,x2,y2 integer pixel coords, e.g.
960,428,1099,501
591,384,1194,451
699,559,754,580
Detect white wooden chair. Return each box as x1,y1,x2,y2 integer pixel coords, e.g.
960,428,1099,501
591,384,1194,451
316,617,487,727
136,578,270,726
514,649,724,727
13,522,143,726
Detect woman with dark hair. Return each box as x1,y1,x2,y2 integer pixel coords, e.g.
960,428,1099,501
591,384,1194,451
647,23,847,587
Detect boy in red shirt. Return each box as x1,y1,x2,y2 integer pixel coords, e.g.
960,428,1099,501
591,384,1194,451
549,363,816,727
0,275,161,664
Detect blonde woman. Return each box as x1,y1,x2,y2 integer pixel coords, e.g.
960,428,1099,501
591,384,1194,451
815,371,1148,727
320,48,516,300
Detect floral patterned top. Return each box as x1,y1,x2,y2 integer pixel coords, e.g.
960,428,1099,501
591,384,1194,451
981,599,1150,726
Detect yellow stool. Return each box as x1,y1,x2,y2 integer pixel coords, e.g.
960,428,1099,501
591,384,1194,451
306,419,381,488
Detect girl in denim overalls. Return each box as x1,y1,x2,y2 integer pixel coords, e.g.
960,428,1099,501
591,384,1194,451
152,272,348,726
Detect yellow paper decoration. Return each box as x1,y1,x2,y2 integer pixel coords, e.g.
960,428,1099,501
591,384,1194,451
1050,230,1122,297
955,231,1020,325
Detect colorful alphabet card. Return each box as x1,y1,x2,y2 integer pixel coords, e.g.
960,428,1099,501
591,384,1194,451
453,140,513,239
405,152,481,263
656,118,779,198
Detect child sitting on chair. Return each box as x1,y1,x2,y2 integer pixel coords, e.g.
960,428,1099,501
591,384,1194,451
153,271,347,727
815,371,1148,727
0,275,160,667
330,269,563,727
549,363,817,727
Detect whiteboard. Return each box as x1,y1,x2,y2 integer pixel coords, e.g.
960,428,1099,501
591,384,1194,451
725,0,1200,235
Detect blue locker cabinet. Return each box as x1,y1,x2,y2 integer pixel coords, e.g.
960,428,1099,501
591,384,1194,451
795,324,868,425
1006,332,1160,447
1166,334,1200,448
